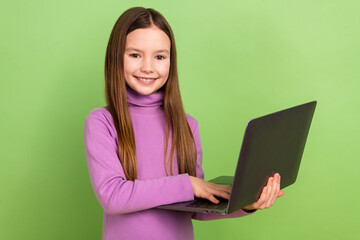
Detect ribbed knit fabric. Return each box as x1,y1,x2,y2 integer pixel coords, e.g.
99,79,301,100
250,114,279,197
84,87,254,240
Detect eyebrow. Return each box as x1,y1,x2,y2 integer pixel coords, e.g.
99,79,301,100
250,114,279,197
125,47,170,54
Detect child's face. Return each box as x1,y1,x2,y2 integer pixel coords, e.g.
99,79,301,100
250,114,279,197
123,25,171,95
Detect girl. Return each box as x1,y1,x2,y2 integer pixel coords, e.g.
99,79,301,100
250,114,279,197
84,7,283,240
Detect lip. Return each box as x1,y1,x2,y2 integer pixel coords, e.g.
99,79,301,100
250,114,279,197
134,76,158,85
134,76,158,79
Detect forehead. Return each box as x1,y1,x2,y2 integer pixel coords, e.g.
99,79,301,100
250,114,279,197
125,26,171,51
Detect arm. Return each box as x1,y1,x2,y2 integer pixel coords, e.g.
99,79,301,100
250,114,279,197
84,110,194,215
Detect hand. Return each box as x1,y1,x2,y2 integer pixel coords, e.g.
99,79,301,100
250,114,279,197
189,176,231,204
242,173,284,211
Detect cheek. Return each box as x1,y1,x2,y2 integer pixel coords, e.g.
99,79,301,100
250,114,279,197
156,61,170,78
123,57,139,75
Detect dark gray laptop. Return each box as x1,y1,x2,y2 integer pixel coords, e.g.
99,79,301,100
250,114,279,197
156,101,317,214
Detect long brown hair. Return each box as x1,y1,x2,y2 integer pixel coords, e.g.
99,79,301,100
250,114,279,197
105,7,197,181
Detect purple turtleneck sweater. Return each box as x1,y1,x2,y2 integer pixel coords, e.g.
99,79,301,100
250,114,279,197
84,87,254,240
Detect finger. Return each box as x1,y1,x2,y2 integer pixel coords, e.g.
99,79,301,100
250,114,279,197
273,173,281,199
205,192,220,204
255,186,268,209
261,177,274,209
218,186,231,195
206,183,231,196
220,185,232,194
243,185,268,210
267,174,280,207
268,174,279,205
209,188,231,200
265,177,274,201
209,183,232,194
273,174,284,198
273,173,281,200
212,185,232,194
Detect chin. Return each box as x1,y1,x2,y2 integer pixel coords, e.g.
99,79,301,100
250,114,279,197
139,90,155,95
130,83,166,95
133,86,158,95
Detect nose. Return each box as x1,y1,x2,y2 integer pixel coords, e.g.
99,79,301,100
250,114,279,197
140,57,154,73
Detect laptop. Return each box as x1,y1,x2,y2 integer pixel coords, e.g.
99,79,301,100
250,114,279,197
156,101,317,214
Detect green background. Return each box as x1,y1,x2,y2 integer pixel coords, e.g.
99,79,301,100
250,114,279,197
1,0,359,239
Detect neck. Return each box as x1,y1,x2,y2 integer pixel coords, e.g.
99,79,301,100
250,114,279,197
126,86,165,115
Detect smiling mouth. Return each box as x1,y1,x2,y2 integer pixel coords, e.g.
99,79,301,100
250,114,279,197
135,76,158,83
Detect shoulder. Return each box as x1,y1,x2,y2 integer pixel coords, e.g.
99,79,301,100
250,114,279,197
85,106,116,136
86,106,112,122
185,113,199,133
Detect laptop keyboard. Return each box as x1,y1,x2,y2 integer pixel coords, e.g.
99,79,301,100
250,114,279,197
185,197,228,210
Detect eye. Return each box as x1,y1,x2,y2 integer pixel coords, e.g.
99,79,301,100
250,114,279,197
155,55,166,60
129,53,140,58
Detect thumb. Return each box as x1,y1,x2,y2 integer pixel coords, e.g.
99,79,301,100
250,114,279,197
278,190,284,197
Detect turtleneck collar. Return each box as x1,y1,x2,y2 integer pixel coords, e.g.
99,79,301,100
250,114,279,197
126,86,164,115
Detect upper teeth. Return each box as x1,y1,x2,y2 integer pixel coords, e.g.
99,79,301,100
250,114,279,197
138,77,155,82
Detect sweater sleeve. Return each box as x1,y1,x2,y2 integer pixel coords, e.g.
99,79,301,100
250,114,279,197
189,120,257,220
84,109,194,215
